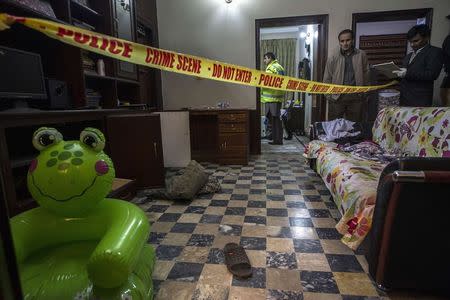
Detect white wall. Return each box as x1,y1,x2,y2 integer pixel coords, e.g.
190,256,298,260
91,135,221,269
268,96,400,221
260,29,298,41
157,0,450,110
298,33,307,61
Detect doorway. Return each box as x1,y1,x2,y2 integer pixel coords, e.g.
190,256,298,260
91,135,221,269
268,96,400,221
352,8,433,120
254,15,328,154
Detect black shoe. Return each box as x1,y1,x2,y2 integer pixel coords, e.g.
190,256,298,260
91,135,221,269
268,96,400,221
269,142,283,145
284,136,293,140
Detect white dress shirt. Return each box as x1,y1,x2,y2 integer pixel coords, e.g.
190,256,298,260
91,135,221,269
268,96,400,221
409,45,427,64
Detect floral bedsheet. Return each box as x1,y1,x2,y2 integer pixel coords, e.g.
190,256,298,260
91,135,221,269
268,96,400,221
373,107,450,157
316,148,387,249
303,140,337,159
307,107,450,249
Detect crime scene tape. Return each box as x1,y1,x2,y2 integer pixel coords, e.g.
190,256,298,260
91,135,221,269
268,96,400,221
0,13,396,94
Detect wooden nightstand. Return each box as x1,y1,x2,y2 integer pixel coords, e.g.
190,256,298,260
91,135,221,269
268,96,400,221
189,109,250,165
108,178,137,201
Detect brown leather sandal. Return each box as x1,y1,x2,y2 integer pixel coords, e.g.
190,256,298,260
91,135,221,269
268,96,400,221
223,243,252,278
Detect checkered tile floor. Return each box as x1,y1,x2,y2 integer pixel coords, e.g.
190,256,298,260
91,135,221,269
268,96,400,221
261,136,307,153
134,142,439,300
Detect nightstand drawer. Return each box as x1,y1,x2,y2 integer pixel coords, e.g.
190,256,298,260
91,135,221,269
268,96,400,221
218,113,247,123
219,122,247,133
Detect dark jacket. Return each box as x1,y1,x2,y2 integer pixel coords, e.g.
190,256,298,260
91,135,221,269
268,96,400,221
443,35,450,74
399,44,444,106
442,35,450,88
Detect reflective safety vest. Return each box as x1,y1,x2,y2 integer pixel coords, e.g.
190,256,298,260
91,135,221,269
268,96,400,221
261,60,285,103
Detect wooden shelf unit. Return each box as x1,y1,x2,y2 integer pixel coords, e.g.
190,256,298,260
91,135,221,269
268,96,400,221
0,109,165,217
0,0,161,109
70,0,103,19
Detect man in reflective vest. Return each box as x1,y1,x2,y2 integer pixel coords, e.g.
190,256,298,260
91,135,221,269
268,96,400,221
261,52,285,145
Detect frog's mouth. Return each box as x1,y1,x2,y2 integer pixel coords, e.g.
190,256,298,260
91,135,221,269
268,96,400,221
30,174,100,202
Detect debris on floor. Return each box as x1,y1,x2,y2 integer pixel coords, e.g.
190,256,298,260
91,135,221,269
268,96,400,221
140,160,222,201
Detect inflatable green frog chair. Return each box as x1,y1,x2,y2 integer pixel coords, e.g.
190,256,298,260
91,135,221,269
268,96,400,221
10,127,155,299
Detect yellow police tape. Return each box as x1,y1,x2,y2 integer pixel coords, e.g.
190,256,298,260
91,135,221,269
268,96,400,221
0,13,396,94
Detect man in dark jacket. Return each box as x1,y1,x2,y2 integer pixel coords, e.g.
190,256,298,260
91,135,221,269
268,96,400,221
441,15,450,106
393,24,444,106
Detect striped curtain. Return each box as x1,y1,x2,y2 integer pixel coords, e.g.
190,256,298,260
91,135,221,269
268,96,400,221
260,38,297,107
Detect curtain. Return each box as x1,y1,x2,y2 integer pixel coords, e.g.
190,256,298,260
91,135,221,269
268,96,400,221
260,38,297,105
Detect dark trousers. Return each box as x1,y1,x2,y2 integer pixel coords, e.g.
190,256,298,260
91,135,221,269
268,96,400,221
265,102,283,144
328,95,363,122
282,109,293,138
440,76,449,106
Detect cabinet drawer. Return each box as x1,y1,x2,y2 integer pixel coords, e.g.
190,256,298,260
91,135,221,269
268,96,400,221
218,113,247,123
219,122,247,133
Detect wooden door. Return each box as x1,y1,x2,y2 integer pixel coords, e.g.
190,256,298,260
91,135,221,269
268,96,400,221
106,113,164,188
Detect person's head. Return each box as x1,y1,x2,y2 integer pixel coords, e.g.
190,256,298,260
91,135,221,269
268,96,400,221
263,52,276,65
407,24,431,51
338,29,354,53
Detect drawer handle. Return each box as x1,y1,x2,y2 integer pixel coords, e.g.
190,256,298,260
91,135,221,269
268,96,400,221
153,142,158,158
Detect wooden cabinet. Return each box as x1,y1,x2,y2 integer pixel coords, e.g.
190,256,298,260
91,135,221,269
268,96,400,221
190,109,250,165
106,113,164,188
0,110,164,217
218,111,249,165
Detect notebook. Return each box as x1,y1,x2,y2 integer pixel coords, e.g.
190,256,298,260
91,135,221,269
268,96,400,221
372,61,402,79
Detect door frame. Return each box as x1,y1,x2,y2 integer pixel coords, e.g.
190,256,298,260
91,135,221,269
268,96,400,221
352,8,433,35
351,8,433,121
254,15,329,154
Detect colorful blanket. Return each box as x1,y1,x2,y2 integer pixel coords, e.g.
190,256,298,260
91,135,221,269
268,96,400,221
307,107,450,249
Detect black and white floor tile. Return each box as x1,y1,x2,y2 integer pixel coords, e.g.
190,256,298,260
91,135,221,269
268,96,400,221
135,138,443,300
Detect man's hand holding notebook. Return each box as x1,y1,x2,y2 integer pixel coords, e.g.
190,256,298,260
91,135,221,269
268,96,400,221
372,61,404,79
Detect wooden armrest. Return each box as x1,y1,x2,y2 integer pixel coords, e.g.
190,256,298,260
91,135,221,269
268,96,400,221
393,171,450,183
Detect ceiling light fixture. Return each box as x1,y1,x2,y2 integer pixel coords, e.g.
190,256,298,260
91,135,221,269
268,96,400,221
225,0,232,3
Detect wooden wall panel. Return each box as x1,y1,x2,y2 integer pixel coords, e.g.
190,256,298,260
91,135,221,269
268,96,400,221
360,34,408,85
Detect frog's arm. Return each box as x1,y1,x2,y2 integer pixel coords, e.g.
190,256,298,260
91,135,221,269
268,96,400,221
10,200,149,289
10,207,106,264
86,199,150,288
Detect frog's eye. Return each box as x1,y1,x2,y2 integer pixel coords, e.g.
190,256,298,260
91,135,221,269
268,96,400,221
80,128,105,152
32,127,63,151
